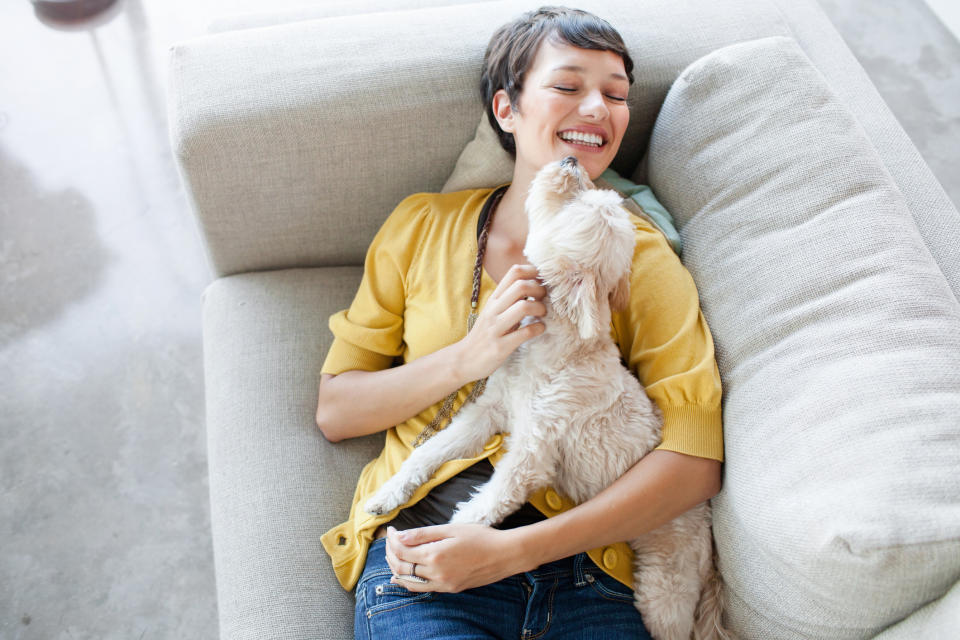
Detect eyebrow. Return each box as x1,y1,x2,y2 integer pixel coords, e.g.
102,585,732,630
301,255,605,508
550,65,629,82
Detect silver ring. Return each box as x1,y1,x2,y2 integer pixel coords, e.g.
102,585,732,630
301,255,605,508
396,574,429,584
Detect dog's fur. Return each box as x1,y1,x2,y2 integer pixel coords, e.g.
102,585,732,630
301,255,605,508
365,158,730,640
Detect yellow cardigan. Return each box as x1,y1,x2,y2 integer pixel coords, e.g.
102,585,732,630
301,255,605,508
320,187,723,591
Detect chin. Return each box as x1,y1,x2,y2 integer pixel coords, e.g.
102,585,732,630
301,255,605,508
580,158,610,181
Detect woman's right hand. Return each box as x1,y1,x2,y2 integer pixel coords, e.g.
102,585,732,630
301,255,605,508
452,263,547,383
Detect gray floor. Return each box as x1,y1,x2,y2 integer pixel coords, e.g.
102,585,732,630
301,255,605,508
1,1,958,639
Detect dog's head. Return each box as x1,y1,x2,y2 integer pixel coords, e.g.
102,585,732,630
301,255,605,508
524,158,635,340
526,155,592,215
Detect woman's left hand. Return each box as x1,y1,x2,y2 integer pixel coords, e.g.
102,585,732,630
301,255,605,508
384,523,527,593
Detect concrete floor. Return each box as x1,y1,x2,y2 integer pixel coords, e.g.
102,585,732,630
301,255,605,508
0,1,957,639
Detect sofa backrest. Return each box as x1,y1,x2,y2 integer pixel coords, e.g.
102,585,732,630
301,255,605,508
168,0,794,277
168,0,960,297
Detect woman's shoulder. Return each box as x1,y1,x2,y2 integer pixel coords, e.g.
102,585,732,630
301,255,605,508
384,187,501,234
396,187,500,214
622,208,679,262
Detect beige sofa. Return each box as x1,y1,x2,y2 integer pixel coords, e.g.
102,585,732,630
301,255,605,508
168,1,960,638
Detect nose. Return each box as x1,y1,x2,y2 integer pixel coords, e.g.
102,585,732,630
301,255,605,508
579,88,609,120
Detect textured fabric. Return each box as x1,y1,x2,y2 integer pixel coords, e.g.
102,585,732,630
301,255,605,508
320,187,723,592
169,0,791,277
203,267,382,640
647,36,960,639
440,110,515,193
770,0,960,299
872,578,960,640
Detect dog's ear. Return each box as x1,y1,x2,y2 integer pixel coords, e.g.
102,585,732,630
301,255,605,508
571,271,603,339
546,257,602,340
609,273,630,313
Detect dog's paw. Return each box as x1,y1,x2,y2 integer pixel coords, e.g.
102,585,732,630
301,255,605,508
363,495,392,516
449,501,497,526
364,485,405,516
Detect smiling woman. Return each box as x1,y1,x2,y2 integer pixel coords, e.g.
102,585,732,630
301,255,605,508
315,6,724,640
492,40,631,183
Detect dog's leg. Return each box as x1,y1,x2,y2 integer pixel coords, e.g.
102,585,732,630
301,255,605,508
629,507,714,640
363,398,504,516
449,443,557,526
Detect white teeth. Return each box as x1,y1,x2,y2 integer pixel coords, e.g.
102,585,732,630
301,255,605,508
559,131,603,147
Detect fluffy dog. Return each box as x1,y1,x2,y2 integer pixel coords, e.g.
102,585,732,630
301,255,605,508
365,157,729,640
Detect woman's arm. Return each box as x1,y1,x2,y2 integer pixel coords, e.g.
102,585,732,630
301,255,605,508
513,450,721,569
383,449,721,592
316,264,548,442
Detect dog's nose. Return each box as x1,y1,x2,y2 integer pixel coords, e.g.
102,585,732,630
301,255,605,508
561,156,578,167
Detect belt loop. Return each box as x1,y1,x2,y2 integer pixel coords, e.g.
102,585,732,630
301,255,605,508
573,552,588,587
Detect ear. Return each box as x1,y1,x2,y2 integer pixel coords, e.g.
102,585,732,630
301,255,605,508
492,89,516,133
609,273,630,313
571,271,603,339
546,257,602,340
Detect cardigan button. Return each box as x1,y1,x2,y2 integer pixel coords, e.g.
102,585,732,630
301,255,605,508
602,547,618,570
484,434,502,450
544,489,563,511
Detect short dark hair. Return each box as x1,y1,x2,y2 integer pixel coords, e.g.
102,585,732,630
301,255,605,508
480,6,634,156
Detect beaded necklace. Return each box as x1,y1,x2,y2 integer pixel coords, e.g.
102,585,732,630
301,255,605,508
411,186,507,448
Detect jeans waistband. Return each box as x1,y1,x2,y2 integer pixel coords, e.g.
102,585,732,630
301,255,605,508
364,537,599,587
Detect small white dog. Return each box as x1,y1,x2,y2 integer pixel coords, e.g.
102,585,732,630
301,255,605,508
366,157,729,640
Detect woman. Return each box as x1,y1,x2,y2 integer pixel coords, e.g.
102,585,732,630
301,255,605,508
316,7,724,638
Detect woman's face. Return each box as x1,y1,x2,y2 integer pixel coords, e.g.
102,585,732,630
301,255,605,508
496,39,631,181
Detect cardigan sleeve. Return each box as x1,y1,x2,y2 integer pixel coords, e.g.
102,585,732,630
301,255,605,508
321,194,432,375
611,218,724,462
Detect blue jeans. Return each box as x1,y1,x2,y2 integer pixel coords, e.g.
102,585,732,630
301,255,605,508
354,537,653,639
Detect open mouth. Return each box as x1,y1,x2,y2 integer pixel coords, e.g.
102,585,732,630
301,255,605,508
557,130,606,149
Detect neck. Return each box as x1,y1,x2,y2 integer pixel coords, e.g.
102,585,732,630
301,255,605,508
492,160,542,247
492,187,528,248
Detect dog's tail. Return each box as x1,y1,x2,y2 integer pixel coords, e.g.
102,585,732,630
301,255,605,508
693,536,737,640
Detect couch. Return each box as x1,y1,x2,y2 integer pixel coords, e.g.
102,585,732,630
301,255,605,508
167,1,960,638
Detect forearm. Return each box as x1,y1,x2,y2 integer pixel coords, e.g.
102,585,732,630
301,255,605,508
510,450,722,571
316,342,475,442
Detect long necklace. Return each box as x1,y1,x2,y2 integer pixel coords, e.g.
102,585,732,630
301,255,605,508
411,187,506,448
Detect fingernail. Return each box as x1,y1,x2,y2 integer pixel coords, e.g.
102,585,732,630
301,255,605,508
387,526,396,534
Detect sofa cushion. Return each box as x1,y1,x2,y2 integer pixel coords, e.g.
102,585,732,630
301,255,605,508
202,267,382,640
441,112,514,193
648,36,960,639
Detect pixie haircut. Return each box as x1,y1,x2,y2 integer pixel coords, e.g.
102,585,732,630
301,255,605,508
480,6,634,156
